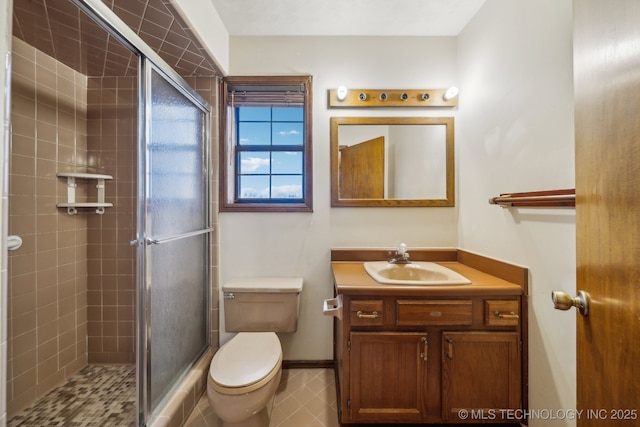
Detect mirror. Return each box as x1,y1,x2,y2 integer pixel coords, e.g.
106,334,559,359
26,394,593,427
330,116,455,207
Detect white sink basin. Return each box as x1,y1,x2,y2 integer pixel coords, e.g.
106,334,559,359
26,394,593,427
363,261,471,286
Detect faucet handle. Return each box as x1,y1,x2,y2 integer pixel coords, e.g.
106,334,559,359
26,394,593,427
398,243,408,255
389,243,411,264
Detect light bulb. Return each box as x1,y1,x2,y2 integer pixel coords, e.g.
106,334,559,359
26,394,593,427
443,86,459,101
336,86,348,101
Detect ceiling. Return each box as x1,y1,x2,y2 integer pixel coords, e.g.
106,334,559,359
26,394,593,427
11,0,486,79
209,0,486,36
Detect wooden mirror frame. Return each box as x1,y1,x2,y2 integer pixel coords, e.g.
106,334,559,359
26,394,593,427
330,116,455,207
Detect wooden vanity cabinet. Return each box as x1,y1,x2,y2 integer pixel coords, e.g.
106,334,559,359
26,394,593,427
335,293,525,425
349,332,427,422
441,331,521,422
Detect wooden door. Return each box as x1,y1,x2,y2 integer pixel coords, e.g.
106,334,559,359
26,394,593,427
349,332,427,422
574,0,640,424
339,136,385,198
441,332,521,422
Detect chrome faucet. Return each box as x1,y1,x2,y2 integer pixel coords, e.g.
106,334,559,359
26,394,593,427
389,243,411,264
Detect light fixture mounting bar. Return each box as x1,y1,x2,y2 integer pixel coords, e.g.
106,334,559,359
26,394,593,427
328,88,458,108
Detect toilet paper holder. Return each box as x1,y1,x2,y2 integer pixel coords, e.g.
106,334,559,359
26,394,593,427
322,295,343,319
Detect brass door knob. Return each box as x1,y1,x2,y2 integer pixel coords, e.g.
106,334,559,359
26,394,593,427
551,290,590,316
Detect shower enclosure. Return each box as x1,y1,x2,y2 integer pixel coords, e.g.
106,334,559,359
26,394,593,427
7,0,212,425
139,61,211,417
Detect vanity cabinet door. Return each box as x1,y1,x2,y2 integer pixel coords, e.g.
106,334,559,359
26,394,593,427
441,331,521,422
349,332,428,422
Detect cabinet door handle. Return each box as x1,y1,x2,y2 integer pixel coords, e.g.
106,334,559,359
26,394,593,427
494,311,519,319
356,310,378,319
420,336,428,362
445,336,454,359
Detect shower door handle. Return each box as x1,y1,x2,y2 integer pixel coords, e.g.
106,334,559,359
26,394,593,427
144,228,214,246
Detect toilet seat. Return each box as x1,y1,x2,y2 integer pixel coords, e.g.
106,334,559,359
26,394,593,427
210,332,282,395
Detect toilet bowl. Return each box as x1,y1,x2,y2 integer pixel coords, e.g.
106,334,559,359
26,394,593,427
207,332,282,427
207,277,303,427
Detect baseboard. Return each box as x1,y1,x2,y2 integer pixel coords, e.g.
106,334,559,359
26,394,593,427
283,360,335,369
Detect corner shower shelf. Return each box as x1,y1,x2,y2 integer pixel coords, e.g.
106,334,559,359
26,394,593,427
57,172,113,215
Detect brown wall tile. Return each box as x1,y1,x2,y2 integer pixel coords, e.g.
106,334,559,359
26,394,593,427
12,368,38,398
8,39,90,415
11,330,37,358
37,338,58,364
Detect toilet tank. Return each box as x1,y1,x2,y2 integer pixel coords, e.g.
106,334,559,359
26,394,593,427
223,277,303,333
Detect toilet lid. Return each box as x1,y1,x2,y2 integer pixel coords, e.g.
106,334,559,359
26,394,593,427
210,332,282,388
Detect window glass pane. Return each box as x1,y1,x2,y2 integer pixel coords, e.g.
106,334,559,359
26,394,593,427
273,107,303,122
238,122,271,145
272,151,302,174
272,122,303,145
272,175,303,199
240,152,270,174
239,175,270,198
238,107,270,121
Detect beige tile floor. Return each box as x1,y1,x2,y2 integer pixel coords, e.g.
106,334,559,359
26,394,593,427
185,368,339,427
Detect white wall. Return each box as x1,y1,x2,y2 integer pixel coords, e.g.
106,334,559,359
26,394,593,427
221,36,460,359
171,0,230,74
457,1,576,425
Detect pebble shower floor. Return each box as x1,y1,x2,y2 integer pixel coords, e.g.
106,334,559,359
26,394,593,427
8,364,136,427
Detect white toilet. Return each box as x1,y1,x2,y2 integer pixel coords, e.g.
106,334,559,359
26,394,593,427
207,277,303,427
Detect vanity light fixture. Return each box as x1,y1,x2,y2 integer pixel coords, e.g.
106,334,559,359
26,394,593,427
336,86,348,101
328,88,458,107
443,86,459,101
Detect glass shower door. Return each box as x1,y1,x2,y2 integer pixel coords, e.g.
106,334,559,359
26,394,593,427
139,60,211,420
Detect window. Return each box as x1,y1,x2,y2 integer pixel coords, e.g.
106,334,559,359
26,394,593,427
220,76,313,212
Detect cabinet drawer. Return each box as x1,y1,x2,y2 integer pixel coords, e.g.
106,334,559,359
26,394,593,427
485,300,520,327
350,300,384,326
396,300,472,326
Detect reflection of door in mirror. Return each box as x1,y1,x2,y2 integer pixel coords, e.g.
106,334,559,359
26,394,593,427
339,136,384,198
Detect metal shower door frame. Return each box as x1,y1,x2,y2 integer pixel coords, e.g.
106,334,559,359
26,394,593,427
138,58,212,422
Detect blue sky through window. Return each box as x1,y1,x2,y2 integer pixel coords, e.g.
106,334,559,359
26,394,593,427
236,106,304,199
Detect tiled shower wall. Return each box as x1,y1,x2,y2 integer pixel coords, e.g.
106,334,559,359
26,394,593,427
8,37,138,415
86,76,137,364
8,37,90,415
